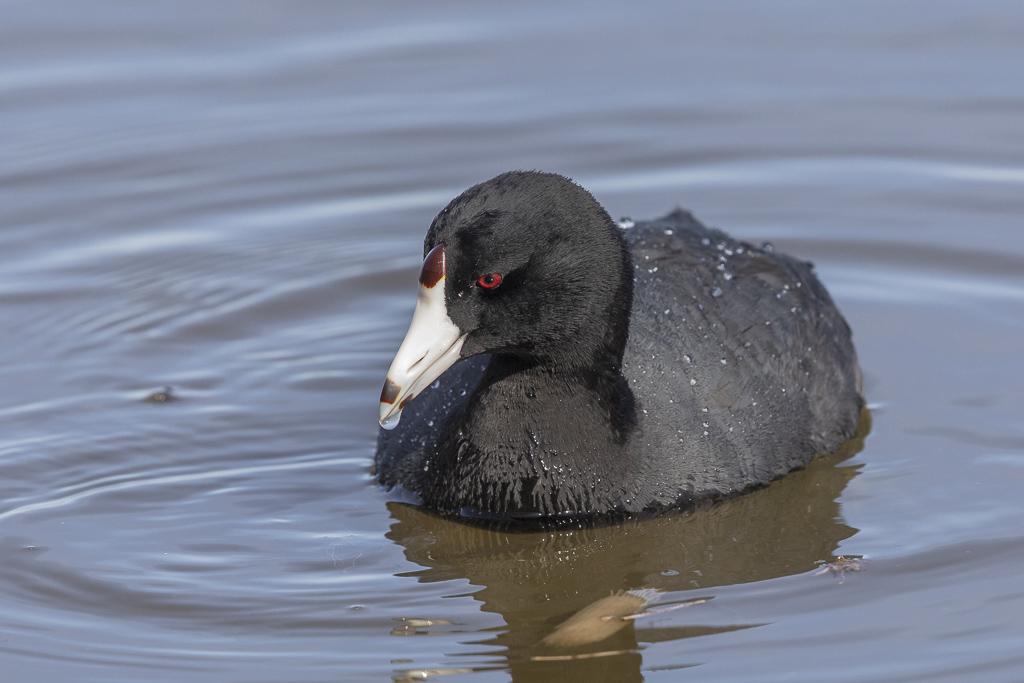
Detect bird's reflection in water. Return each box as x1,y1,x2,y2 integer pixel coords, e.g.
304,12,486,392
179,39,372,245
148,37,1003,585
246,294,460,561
386,411,870,683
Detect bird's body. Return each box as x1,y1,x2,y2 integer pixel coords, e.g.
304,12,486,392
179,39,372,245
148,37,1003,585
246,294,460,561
375,172,862,525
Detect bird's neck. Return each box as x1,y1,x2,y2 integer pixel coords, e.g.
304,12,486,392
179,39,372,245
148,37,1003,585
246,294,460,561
422,353,639,520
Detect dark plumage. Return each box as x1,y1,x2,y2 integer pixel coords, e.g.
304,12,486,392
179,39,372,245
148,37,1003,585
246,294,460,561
375,171,863,525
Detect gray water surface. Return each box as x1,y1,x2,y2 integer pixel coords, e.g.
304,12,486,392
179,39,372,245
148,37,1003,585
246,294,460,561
2,2,1024,681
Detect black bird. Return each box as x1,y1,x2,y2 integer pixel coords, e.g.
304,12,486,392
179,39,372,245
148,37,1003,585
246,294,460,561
376,171,863,525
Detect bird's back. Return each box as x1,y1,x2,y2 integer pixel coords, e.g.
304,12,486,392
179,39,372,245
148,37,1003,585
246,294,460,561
620,210,863,505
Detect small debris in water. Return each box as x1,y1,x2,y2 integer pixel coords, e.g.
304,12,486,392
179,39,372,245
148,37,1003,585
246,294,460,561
392,668,473,682
539,589,702,651
814,556,867,583
390,617,455,637
541,591,649,647
144,386,177,403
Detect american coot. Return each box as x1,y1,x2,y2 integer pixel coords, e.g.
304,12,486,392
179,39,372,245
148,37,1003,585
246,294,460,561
376,171,863,525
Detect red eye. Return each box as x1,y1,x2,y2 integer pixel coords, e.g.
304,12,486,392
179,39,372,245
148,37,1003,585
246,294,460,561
476,273,502,289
